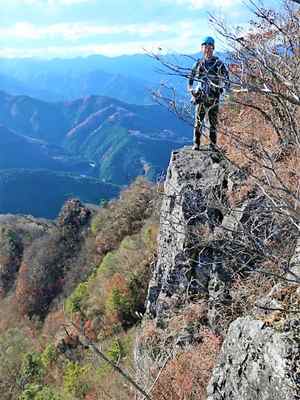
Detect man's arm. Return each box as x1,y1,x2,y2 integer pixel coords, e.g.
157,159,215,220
188,61,198,93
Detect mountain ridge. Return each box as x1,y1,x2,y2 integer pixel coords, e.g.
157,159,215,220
0,90,190,216
0,52,228,104
0,91,190,186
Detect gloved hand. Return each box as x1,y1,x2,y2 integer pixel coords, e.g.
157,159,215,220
191,95,198,105
189,88,197,104
189,87,204,104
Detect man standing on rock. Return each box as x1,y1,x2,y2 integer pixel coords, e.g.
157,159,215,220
188,36,230,150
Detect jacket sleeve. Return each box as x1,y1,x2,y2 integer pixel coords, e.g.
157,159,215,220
188,61,198,89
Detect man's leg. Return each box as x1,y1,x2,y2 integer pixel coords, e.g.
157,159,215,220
193,103,205,150
208,100,219,146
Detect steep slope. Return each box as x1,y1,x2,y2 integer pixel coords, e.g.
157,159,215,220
0,91,67,144
0,125,93,174
0,179,159,400
0,148,298,399
64,99,189,184
0,213,55,297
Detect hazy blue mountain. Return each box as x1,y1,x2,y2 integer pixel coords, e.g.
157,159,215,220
0,52,228,104
0,73,29,94
0,91,190,216
0,125,95,174
62,96,190,184
0,92,190,185
0,57,156,104
0,53,227,218
0,68,152,104
0,52,227,80
0,54,160,83
0,72,54,100
0,91,68,143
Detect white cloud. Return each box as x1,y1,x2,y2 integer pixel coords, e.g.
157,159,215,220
164,0,242,9
48,0,94,4
0,42,162,58
0,21,209,58
16,0,93,5
0,18,228,58
0,21,170,41
0,32,207,58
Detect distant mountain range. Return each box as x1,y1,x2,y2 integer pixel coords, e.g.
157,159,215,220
0,53,227,104
0,52,232,218
0,55,164,104
0,90,190,217
0,91,190,181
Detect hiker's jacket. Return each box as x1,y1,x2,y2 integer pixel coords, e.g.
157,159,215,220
189,56,230,100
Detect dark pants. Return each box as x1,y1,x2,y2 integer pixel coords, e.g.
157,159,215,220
194,98,219,146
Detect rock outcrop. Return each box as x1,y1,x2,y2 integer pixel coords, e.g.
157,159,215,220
137,146,300,400
146,147,231,326
207,316,300,400
208,243,300,400
207,231,300,400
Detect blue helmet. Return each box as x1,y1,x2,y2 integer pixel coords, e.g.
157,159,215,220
202,36,215,47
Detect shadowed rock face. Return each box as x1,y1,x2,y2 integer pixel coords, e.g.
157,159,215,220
146,146,231,322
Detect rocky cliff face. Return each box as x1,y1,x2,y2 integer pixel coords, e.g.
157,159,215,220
207,314,300,400
146,147,232,325
136,146,300,399
208,238,300,400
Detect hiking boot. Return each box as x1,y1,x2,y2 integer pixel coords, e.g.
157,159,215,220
193,143,200,151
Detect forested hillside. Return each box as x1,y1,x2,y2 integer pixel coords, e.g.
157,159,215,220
0,178,159,399
0,92,189,217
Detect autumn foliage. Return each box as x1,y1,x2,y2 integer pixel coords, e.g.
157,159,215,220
151,329,222,400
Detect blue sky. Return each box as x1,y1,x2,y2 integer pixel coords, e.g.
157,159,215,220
0,0,280,58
